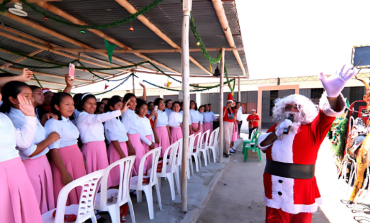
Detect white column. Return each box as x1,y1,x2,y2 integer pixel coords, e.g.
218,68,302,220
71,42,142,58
181,0,192,213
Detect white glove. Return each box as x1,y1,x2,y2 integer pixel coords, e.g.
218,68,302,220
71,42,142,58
319,65,356,97
275,119,293,137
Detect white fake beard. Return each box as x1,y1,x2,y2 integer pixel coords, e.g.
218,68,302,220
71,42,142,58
278,111,302,134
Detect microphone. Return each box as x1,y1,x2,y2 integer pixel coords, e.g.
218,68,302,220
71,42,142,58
283,114,295,134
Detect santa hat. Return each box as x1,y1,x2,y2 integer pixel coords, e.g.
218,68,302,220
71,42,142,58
227,93,233,102
42,88,51,94
251,109,256,112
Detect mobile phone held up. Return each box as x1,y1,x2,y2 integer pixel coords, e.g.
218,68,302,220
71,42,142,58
154,105,158,111
69,63,75,79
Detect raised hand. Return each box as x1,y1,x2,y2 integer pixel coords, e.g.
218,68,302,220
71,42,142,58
139,82,145,88
65,73,74,87
121,99,130,114
319,65,356,97
18,68,33,82
18,94,35,117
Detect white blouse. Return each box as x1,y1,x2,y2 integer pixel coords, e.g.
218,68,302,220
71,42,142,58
190,109,199,124
139,117,155,144
0,113,37,162
155,110,168,127
7,108,48,160
104,117,128,144
77,110,121,144
44,117,79,149
168,111,183,127
203,112,213,123
179,110,192,124
121,109,152,146
71,109,81,126
198,112,204,124
165,108,172,117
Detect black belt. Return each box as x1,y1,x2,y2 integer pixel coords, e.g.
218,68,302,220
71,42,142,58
265,160,315,179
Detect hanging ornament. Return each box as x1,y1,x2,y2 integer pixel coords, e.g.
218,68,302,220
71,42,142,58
213,66,220,77
104,83,109,89
129,21,134,31
80,30,85,34
44,17,48,20
196,42,200,46
209,64,212,73
104,38,117,64
166,79,172,88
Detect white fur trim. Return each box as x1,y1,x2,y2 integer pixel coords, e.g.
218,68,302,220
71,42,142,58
257,133,272,151
265,193,322,214
319,92,346,118
271,128,296,163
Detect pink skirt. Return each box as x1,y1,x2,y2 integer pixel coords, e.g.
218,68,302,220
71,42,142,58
0,157,43,223
192,123,203,147
23,155,54,214
51,144,87,206
143,135,153,170
232,123,238,142
155,126,170,157
82,140,112,188
107,141,129,187
129,133,146,176
203,122,212,143
170,127,183,144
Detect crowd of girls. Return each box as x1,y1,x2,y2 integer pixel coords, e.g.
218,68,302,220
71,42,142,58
0,68,223,223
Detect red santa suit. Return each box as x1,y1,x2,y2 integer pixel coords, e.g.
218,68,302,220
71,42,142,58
257,93,345,223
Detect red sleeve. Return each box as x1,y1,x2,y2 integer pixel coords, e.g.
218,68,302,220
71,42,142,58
247,115,251,121
256,115,260,120
310,109,335,146
266,123,277,133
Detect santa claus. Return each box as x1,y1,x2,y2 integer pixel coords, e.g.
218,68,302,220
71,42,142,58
257,66,356,223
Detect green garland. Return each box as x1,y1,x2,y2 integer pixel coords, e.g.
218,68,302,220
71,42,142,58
0,68,44,88
331,118,348,159
19,0,163,30
0,0,11,13
94,73,136,96
224,66,235,92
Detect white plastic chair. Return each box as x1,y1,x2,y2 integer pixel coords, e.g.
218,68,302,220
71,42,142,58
174,138,183,194
199,130,210,167
189,132,202,173
187,134,197,178
207,128,220,163
95,156,136,223
150,141,179,201
130,147,162,220
42,170,105,223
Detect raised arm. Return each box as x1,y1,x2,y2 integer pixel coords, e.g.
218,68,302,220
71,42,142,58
0,68,32,89
63,73,74,94
140,83,147,101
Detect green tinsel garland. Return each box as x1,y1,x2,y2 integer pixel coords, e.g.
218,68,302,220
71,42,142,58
0,0,11,13
332,118,348,159
19,0,163,30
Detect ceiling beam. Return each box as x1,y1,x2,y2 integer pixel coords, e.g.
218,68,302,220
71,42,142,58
130,69,247,79
1,11,155,73
0,31,116,77
211,0,246,77
115,0,212,75
0,25,133,71
7,67,89,82
34,1,179,74
51,47,242,54
0,48,43,69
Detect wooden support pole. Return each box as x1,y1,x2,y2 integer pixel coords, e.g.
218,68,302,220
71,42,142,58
132,74,135,94
219,48,225,163
34,1,176,74
181,0,192,213
238,76,241,101
52,47,242,54
211,0,246,77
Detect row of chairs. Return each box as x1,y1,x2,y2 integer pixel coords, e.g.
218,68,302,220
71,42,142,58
42,127,220,223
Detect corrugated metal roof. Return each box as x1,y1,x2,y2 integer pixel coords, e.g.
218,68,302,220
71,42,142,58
0,0,248,89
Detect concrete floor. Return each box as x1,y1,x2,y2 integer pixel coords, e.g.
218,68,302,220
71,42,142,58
197,133,329,223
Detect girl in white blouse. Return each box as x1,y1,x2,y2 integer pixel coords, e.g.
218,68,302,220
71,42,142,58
153,98,171,157
76,93,128,187
0,88,43,222
198,105,205,143
190,100,202,146
44,92,87,206
122,93,153,175
2,82,60,214
168,101,183,144
136,99,157,171
104,96,134,187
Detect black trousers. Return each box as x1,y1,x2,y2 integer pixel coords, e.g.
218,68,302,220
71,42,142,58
249,127,258,139
237,121,242,137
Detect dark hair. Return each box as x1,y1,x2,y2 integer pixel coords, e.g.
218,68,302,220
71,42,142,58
190,100,198,110
51,92,73,120
135,98,147,115
95,102,103,114
105,96,122,113
165,99,172,104
101,98,109,102
78,94,96,112
29,85,41,92
208,103,211,106
123,93,136,103
154,98,164,106
0,81,30,113
148,101,154,105
0,72,15,78
73,93,83,107
173,101,181,107
198,105,205,112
